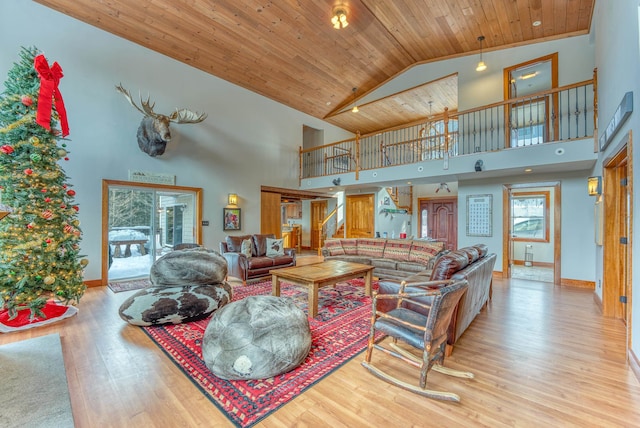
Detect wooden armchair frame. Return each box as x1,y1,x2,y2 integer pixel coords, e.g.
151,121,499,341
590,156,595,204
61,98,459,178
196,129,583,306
361,279,473,402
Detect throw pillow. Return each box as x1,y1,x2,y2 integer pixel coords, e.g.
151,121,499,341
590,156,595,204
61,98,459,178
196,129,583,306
265,238,284,257
241,239,253,258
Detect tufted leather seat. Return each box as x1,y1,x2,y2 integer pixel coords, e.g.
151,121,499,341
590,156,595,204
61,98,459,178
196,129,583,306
220,234,296,285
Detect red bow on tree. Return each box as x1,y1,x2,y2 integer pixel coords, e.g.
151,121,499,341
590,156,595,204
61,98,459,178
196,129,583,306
34,54,69,137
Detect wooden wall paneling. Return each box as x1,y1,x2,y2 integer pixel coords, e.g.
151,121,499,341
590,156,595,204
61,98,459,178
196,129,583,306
35,0,594,135
260,191,281,237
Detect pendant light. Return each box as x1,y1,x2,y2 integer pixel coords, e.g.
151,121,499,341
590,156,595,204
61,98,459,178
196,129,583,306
351,87,359,113
476,36,487,72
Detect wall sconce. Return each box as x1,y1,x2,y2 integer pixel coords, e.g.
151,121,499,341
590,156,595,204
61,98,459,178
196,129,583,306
476,36,487,71
228,193,238,205
587,176,602,196
331,5,349,29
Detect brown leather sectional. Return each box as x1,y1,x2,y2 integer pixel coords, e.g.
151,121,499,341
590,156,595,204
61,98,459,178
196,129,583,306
378,244,496,355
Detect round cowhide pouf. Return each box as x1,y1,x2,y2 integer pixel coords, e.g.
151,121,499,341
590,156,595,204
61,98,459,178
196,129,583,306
202,295,312,380
118,248,232,326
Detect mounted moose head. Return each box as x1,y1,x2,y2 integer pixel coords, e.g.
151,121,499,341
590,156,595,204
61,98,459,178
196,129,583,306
115,84,207,157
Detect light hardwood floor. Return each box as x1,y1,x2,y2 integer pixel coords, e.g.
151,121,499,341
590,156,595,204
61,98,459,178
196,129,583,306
2,256,640,427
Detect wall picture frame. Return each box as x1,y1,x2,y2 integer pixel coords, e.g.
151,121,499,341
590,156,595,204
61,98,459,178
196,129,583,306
223,207,241,231
466,194,493,237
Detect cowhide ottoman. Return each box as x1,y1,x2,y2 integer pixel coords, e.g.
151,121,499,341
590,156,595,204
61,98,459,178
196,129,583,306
202,295,312,380
119,248,232,326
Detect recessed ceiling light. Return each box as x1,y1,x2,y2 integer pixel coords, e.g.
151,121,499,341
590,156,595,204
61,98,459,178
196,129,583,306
525,168,533,172
533,20,541,27
407,181,412,185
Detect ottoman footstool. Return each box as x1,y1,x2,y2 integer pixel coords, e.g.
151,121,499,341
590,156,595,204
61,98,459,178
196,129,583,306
202,295,311,380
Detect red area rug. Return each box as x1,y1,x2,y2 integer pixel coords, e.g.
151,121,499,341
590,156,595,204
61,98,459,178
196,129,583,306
0,300,78,333
142,279,380,427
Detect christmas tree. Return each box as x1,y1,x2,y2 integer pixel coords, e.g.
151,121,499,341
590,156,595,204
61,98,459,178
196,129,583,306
0,46,87,319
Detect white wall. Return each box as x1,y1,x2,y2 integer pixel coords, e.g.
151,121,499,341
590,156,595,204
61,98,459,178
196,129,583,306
0,1,352,280
593,0,640,359
457,171,595,282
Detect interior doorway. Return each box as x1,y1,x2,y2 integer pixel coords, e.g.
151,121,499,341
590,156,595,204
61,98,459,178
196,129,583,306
310,200,328,251
502,182,561,284
101,180,202,284
602,132,632,333
345,194,375,238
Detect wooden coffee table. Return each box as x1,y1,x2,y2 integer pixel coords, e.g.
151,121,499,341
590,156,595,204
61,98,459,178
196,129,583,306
270,260,374,317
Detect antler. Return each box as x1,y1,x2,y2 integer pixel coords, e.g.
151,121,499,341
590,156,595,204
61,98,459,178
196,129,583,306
116,84,207,123
169,109,208,124
115,84,160,119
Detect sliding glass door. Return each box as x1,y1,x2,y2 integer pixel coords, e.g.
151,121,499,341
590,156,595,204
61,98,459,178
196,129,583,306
103,180,202,283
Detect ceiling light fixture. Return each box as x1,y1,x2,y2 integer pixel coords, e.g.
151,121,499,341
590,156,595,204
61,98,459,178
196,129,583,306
476,35,487,72
331,5,349,29
351,87,359,113
435,183,450,193
520,71,539,80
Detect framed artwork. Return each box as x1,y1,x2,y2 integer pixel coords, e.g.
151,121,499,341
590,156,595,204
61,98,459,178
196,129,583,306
466,194,492,237
223,208,241,231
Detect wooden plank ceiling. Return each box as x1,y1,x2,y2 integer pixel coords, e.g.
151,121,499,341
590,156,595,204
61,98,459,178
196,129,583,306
35,0,594,135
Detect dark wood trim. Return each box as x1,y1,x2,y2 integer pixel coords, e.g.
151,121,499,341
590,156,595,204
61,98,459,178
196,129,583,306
560,278,595,289
84,279,103,288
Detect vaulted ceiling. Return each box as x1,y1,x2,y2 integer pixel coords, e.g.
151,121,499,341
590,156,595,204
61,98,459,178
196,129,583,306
35,0,594,135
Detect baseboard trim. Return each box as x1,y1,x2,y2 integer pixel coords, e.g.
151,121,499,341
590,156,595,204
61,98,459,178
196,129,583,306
560,278,595,289
512,260,554,268
630,349,640,384
84,279,103,288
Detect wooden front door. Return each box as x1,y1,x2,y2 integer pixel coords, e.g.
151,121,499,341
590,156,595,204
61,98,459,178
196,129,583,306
418,198,457,250
346,194,375,238
603,137,631,321
310,200,327,251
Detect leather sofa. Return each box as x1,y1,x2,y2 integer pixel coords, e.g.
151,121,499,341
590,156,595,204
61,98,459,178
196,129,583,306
219,234,296,285
320,238,445,281
377,244,496,355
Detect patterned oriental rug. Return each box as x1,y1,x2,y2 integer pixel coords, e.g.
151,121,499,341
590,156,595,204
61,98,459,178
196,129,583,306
142,279,381,428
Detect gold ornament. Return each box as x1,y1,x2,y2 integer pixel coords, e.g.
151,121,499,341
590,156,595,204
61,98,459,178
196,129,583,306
80,258,89,267
43,276,55,285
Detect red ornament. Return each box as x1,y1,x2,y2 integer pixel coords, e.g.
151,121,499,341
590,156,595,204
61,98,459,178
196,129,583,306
64,224,73,233
41,188,47,193
1,145,14,154
42,209,53,219
60,204,66,209
64,157,69,161
24,168,33,175
27,223,34,229
44,197,51,202
21,95,33,106
66,189,76,196
45,238,51,244
62,185,67,189
72,205,79,212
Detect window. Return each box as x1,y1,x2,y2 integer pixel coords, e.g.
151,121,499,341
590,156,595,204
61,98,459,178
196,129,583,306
504,53,558,147
510,191,550,242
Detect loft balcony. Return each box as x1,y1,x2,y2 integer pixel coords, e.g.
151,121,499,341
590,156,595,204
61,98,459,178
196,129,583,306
300,79,597,190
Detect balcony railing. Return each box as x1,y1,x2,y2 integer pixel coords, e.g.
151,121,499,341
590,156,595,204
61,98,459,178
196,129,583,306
299,78,596,182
